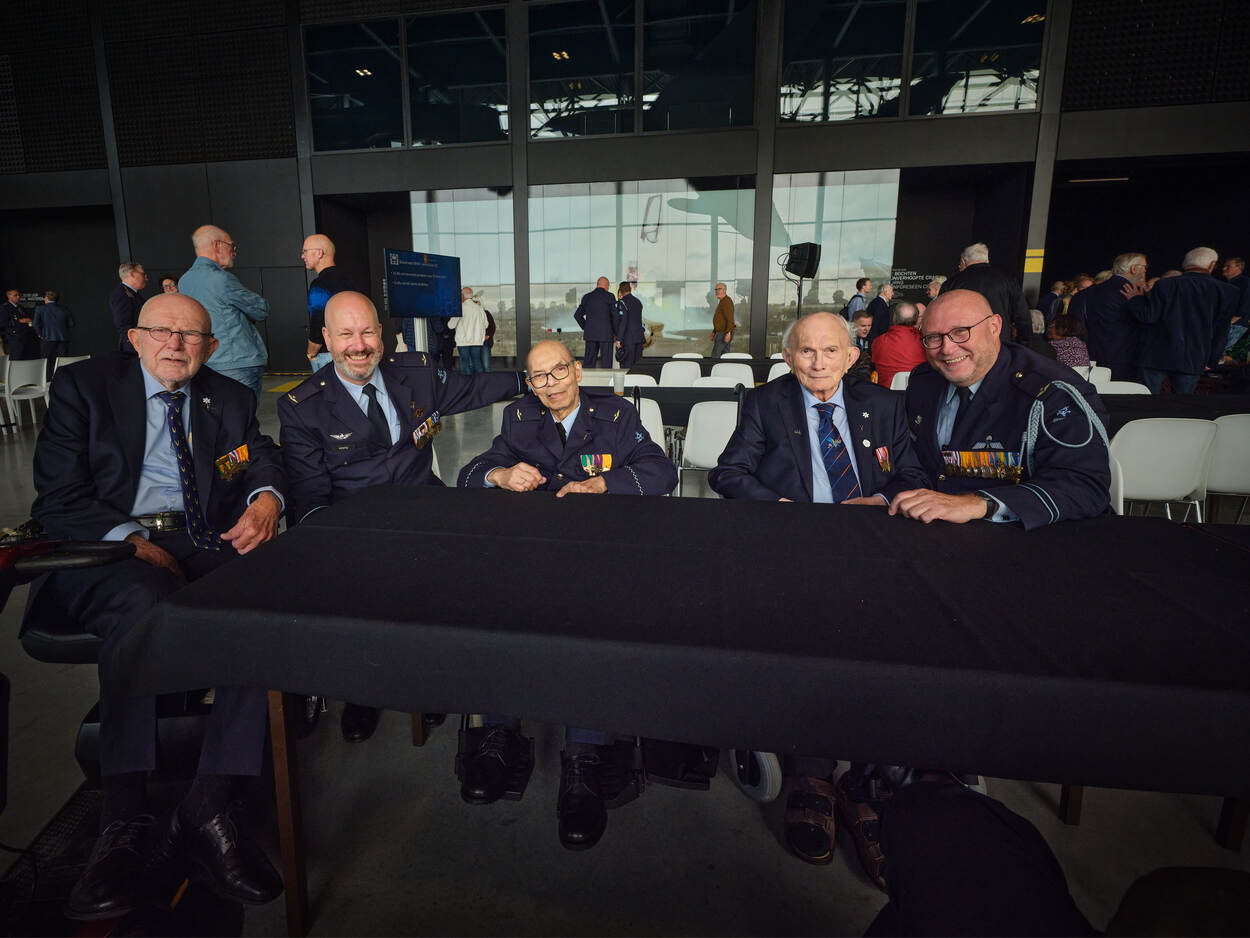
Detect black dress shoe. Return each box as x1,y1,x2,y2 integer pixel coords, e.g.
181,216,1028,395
423,712,447,728
297,695,324,738
66,815,156,920
557,750,608,850
461,725,527,805
341,703,379,742
178,804,283,905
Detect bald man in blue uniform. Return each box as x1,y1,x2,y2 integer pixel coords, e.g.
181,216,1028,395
457,338,675,850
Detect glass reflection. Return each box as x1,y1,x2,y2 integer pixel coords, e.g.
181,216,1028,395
779,0,907,122
530,0,635,138
529,177,755,357
410,188,516,358
909,0,1043,116
642,0,756,131
406,10,508,145
768,170,899,354
306,21,404,151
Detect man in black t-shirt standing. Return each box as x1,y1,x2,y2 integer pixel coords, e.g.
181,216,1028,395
301,234,357,371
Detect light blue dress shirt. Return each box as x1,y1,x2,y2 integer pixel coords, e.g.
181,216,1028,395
800,384,864,504
936,380,1018,523
105,364,284,542
177,256,270,371
334,368,402,446
484,404,580,487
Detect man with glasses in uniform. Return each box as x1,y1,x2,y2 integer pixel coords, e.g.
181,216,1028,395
457,338,675,851
179,225,270,402
890,289,1110,529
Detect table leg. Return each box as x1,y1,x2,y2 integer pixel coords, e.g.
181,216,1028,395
411,713,426,747
1059,783,1083,825
268,690,310,937
1217,797,1247,851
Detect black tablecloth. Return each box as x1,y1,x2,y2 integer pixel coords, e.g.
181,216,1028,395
1101,393,1250,435
118,486,1250,796
629,356,774,383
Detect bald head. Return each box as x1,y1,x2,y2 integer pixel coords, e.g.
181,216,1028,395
138,291,211,332
131,293,218,391
526,339,581,419
192,224,236,269
527,338,574,372
596,277,610,290
781,310,851,352
324,291,379,332
301,234,335,273
920,289,1002,388
323,292,383,384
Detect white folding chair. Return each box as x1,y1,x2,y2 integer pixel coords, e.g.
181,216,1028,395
889,371,910,390
1109,454,1124,516
1109,418,1218,521
769,352,784,360
720,352,752,359
5,358,50,428
672,352,703,359
430,446,442,482
767,361,791,381
622,373,657,387
1205,414,1250,524
53,355,90,374
709,362,755,386
637,397,666,454
660,360,702,387
679,400,739,496
1087,365,1112,385
1095,379,1150,395
693,376,744,389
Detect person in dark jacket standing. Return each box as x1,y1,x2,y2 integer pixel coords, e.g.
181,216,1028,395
1,289,38,360
108,262,147,354
34,290,75,379
614,281,645,367
1068,252,1147,380
939,242,1031,343
1123,246,1239,394
574,276,618,368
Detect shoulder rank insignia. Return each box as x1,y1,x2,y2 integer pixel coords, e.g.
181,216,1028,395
580,453,612,476
215,444,250,481
613,408,620,422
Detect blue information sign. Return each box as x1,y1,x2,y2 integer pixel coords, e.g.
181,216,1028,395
383,249,462,318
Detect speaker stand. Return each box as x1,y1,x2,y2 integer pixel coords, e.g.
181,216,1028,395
796,276,804,318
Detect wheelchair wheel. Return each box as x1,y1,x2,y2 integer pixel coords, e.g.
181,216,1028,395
728,749,782,803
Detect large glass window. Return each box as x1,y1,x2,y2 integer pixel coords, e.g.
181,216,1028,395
767,170,899,353
306,21,404,151
909,0,1043,116
529,177,755,356
411,188,516,357
779,0,907,122
406,10,509,146
642,0,756,131
529,0,635,138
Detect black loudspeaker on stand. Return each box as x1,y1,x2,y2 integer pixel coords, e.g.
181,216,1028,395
785,242,821,317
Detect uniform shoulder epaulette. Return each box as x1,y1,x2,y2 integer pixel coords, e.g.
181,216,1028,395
384,351,432,368
508,398,543,422
285,374,325,405
585,399,630,423
1009,366,1052,400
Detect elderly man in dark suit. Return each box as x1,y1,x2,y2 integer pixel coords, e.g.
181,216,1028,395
940,242,1032,342
708,311,927,882
1068,252,1147,381
108,262,147,354
279,291,523,742
1122,246,1239,394
573,276,619,368
457,338,675,851
891,289,1110,530
31,292,286,918
613,281,645,367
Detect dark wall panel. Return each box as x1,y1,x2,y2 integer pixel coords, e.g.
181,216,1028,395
365,198,413,321
121,164,213,273
0,169,111,210
1056,102,1250,161
233,266,310,374
315,197,372,297
205,159,304,269
311,145,511,195
0,206,120,355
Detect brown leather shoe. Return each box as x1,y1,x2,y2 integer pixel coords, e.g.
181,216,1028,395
836,773,888,891
782,776,837,864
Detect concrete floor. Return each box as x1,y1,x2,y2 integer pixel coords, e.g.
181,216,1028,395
1,374,1247,935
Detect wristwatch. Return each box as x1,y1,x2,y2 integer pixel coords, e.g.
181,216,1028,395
979,494,997,520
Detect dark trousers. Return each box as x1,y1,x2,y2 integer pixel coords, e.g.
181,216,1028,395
1105,361,1137,382
1141,367,1200,395
865,782,1095,936
40,339,68,380
617,343,643,369
41,532,268,778
583,340,613,369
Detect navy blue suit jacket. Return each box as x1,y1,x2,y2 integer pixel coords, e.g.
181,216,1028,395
279,353,524,522
574,287,618,342
616,294,645,345
32,353,285,540
1128,271,1238,374
866,296,890,341
905,342,1110,531
1068,275,1139,367
458,388,676,495
708,374,928,502
108,282,143,352
941,263,1032,340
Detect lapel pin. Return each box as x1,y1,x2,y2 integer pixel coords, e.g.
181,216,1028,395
862,439,871,447
862,411,869,418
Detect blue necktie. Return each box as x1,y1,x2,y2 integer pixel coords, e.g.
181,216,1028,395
157,391,221,550
815,402,861,503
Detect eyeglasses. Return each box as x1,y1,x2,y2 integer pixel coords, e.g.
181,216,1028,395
215,239,238,253
134,326,212,346
527,361,574,388
920,314,995,350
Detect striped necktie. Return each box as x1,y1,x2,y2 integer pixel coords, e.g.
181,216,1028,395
156,391,221,550
814,402,861,503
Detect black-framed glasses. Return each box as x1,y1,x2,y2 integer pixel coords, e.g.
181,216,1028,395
920,314,995,350
134,326,213,346
526,361,574,388
215,239,238,253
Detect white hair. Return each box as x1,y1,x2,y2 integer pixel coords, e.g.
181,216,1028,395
961,243,990,264
1030,309,1045,333
1112,253,1145,275
782,311,852,351
1183,247,1218,270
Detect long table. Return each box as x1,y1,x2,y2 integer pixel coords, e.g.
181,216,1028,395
116,487,1250,933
